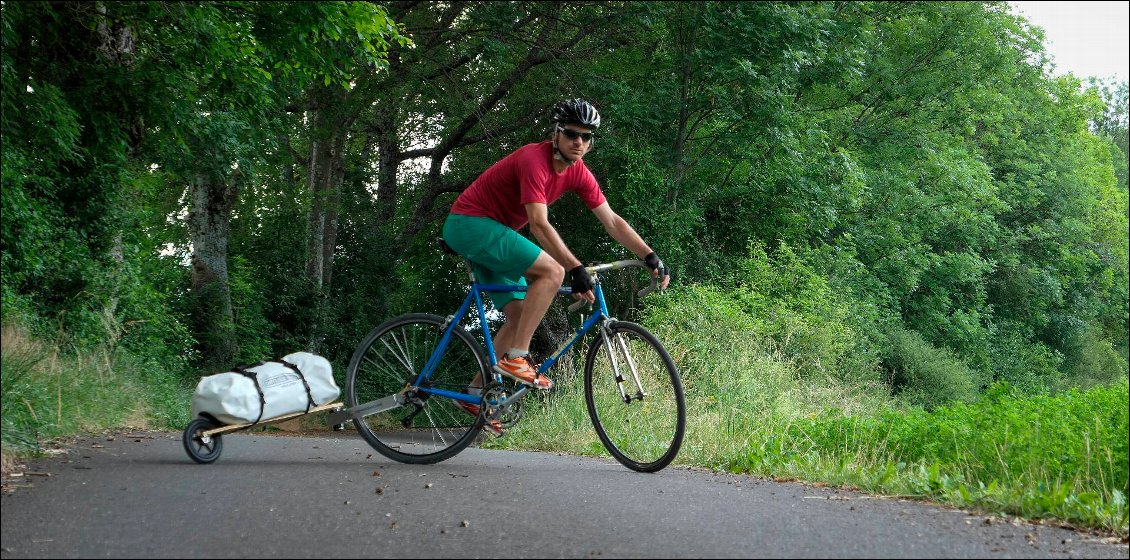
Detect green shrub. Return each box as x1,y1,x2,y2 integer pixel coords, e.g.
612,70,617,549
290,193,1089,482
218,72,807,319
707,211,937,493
884,326,982,408
1063,324,1130,389
988,325,1065,392
229,255,275,364
632,283,892,465
2,324,141,452
710,242,883,383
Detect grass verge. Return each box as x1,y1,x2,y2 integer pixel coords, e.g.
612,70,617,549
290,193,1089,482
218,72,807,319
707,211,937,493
489,346,1129,538
1,323,192,463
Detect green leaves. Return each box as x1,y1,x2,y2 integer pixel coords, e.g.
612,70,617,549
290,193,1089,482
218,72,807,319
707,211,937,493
767,381,1128,532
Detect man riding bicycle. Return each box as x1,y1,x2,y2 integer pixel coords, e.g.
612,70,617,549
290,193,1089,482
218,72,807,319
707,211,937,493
442,98,671,429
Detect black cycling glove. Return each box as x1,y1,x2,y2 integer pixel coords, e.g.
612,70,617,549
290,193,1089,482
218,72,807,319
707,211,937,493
644,252,669,279
569,265,593,295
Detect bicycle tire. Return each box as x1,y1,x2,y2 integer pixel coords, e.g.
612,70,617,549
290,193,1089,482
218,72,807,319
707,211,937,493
346,313,490,464
583,321,685,472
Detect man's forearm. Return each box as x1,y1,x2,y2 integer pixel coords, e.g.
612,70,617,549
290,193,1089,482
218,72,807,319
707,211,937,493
605,214,653,259
530,221,582,269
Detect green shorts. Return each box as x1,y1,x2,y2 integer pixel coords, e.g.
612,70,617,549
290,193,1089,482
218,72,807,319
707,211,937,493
442,213,542,310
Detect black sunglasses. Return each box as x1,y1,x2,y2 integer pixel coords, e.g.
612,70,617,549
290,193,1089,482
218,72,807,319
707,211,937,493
558,127,594,142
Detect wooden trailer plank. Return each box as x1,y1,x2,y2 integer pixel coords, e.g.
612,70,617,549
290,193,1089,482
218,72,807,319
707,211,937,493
202,402,344,437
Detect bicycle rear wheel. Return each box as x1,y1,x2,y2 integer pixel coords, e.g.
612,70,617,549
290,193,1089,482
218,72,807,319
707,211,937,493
584,321,685,472
346,313,490,464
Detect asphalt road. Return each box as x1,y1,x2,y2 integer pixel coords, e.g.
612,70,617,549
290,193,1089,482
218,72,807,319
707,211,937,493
1,430,1126,559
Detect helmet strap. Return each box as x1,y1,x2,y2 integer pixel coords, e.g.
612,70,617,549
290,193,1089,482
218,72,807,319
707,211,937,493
551,126,578,165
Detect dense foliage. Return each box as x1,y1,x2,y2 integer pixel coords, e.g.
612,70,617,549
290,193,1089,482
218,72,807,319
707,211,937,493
2,0,1127,533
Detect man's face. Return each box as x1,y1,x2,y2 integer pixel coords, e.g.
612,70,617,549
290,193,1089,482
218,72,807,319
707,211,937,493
556,125,594,161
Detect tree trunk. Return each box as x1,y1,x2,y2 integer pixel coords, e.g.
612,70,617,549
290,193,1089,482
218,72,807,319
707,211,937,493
305,87,353,290
104,232,124,343
669,3,701,213
94,1,137,342
188,173,238,372
305,133,330,291
304,86,352,351
320,151,344,291
375,112,401,223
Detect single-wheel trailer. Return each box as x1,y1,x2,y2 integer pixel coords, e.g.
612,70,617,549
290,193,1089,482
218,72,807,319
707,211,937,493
182,402,345,464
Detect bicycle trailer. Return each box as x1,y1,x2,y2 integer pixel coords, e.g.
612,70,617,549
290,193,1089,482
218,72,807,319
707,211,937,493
182,352,344,463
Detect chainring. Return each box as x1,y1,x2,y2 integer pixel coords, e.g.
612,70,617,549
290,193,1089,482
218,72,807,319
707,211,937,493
481,379,525,429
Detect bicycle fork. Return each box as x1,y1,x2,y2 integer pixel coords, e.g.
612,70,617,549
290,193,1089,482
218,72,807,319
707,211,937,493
600,323,647,404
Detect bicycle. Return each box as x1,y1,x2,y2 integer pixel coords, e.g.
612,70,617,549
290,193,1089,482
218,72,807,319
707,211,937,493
326,241,686,472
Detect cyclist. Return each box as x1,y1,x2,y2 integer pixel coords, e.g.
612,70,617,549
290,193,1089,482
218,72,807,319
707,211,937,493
442,98,670,429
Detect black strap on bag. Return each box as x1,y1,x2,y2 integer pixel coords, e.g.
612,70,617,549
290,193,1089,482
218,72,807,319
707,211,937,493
269,358,316,413
231,363,268,425
231,358,317,424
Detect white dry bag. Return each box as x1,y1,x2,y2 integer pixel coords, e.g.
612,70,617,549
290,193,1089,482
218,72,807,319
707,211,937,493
190,352,341,425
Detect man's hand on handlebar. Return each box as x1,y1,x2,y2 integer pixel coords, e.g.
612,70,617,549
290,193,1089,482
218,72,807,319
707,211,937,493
569,265,596,304
645,252,671,290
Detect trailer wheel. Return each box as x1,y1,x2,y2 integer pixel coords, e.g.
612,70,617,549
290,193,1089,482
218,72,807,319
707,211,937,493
183,417,224,464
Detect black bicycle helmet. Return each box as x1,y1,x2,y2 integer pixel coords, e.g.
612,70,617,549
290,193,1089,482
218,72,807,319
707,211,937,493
551,98,601,129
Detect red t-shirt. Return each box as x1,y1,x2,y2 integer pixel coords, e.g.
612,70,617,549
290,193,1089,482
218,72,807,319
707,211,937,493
450,141,606,230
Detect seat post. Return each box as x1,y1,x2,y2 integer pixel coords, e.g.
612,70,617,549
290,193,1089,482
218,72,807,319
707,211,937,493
438,237,476,283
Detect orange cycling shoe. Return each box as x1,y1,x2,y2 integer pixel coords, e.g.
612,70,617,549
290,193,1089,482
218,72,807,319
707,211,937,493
494,354,553,390
454,398,503,436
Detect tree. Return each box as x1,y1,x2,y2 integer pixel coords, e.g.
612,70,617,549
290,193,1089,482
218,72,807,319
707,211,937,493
135,1,405,369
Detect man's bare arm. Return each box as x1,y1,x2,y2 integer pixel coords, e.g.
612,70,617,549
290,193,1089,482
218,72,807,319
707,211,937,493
592,202,670,289
526,202,582,270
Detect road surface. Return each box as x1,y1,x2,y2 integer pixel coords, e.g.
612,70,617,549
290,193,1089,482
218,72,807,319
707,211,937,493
1,430,1125,558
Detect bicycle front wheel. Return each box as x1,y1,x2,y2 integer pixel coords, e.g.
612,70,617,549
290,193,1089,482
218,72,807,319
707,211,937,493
584,321,685,472
346,313,490,464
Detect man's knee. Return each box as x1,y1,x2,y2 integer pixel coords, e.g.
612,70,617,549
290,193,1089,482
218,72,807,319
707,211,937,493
528,255,565,284
503,300,525,320
548,263,565,284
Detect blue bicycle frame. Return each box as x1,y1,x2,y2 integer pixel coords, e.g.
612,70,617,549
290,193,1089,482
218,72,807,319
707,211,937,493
406,258,657,413
409,281,606,410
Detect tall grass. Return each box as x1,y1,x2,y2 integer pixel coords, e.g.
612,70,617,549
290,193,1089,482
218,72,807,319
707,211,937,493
491,286,1130,536
755,382,1129,533
1,323,192,457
